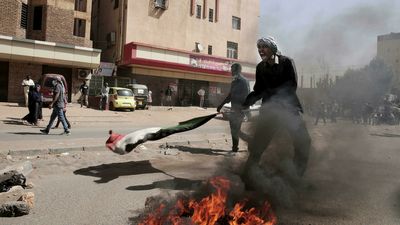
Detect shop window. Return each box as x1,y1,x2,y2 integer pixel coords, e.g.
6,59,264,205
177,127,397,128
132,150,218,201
208,9,214,22
227,41,238,59
73,18,86,37
232,16,241,30
75,0,87,12
20,3,28,29
33,6,43,30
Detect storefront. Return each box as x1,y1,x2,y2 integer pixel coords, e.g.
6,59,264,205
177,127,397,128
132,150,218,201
115,42,256,107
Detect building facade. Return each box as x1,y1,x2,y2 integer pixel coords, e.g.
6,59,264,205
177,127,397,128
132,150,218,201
377,32,400,94
0,0,100,103
91,0,259,107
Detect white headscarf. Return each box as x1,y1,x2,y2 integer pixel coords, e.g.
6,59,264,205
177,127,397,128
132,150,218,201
257,36,280,55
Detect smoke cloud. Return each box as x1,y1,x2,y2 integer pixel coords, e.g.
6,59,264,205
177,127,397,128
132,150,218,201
260,0,400,77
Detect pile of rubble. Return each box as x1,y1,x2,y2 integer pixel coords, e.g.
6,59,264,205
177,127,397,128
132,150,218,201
0,161,34,217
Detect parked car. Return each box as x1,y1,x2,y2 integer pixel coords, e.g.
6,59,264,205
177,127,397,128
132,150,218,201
220,100,262,122
38,74,68,105
108,87,136,111
125,84,149,109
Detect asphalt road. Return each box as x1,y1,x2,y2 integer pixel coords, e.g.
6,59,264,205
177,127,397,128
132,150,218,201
1,107,400,224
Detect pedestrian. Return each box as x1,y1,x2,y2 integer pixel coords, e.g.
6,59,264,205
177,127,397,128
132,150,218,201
314,101,327,125
21,75,35,107
147,90,152,108
99,82,109,110
165,85,173,106
79,81,89,108
217,63,250,152
197,87,206,108
53,102,71,129
160,90,165,106
242,36,311,177
53,83,71,129
22,83,42,126
40,77,70,135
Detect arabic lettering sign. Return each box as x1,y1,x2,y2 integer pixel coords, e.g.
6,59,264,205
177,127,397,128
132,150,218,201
189,55,231,72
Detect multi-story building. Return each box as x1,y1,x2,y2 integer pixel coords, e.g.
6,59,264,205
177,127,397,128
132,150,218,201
377,32,400,94
0,0,100,103
91,0,259,106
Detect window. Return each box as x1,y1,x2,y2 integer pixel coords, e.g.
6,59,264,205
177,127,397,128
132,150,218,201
114,0,119,9
74,0,87,12
33,6,43,30
20,3,28,29
232,16,241,30
73,18,86,37
154,0,167,9
107,31,116,47
227,41,238,59
196,5,202,19
208,9,214,22
208,45,212,55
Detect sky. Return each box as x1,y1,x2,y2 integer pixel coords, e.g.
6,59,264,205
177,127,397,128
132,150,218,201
259,0,400,78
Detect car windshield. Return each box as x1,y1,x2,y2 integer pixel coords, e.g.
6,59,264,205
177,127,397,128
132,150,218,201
117,89,133,96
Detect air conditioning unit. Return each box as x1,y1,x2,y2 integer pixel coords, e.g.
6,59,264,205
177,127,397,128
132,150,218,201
154,0,167,9
78,69,91,79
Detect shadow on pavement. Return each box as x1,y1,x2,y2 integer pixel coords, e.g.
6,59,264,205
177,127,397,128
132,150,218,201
10,132,45,135
73,160,165,183
126,177,203,191
370,133,400,138
171,145,228,156
393,187,400,218
3,118,25,125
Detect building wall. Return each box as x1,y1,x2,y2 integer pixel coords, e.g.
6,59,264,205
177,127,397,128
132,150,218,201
0,0,27,38
0,0,99,103
377,33,400,91
8,62,42,103
124,0,259,64
28,0,92,47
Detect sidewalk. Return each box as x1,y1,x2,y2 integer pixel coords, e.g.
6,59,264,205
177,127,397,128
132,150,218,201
0,102,229,156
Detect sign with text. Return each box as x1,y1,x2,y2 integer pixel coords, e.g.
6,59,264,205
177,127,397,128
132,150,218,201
189,55,232,72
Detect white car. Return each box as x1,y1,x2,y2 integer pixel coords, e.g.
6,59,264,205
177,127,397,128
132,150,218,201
220,100,262,122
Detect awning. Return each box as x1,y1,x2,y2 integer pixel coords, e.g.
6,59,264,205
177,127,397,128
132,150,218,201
0,35,101,68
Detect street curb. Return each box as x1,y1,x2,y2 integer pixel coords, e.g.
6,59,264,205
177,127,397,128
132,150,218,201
3,138,228,157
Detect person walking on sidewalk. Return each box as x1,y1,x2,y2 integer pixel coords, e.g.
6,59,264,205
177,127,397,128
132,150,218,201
40,77,70,135
217,63,250,152
99,82,109,110
79,81,89,108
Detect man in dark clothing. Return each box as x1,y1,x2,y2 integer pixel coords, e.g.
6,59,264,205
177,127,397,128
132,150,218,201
79,81,89,107
242,36,311,177
165,86,173,106
40,77,70,135
217,63,250,152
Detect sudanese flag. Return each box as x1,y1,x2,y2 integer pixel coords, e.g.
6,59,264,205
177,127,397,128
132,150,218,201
106,113,218,155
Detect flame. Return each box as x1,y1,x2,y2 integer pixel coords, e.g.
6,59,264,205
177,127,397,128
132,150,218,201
138,176,277,225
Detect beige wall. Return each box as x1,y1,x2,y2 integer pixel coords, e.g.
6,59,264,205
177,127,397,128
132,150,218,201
124,0,259,64
377,33,400,88
94,0,259,64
